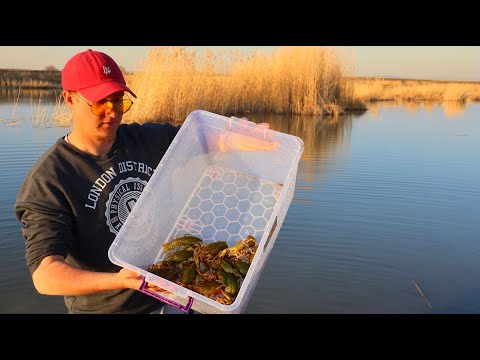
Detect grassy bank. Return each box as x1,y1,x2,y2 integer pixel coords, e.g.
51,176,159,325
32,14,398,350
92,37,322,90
353,77,480,103
0,69,61,89
1,46,479,126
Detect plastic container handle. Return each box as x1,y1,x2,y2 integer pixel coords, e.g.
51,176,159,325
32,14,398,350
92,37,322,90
229,116,273,141
139,278,194,313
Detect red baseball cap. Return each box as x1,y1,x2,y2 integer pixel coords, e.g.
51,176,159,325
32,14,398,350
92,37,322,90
62,49,137,102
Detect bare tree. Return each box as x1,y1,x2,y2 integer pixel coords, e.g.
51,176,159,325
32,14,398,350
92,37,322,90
45,65,58,71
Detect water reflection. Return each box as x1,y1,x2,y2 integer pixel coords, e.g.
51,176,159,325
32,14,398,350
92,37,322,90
0,88,62,103
444,101,467,117
365,100,467,119
0,92,69,128
2,94,365,174
1,99,480,313
251,112,367,186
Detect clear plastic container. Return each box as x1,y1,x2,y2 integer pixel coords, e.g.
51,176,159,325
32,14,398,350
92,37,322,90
108,110,304,314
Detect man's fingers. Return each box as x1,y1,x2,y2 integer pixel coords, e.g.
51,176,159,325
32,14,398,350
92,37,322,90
257,122,271,129
254,122,272,141
147,283,172,293
222,119,278,152
231,134,279,151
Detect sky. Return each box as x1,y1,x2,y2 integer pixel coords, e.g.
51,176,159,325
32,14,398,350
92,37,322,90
0,46,478,81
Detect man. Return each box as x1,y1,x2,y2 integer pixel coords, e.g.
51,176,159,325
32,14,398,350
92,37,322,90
14,49,277,314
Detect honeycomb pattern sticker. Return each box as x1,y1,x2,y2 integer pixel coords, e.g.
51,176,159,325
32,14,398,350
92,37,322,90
171,165,283,244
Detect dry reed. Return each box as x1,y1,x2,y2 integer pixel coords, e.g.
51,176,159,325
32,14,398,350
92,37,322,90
30,92,53,127
0,87,23,126
50,93,71,127
3,79,51,89
36,46,479,126
412,279,433,310
353,78,480,104
121,46,359,124
11,87,20,120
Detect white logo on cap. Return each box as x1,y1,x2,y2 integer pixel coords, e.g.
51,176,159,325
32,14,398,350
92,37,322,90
103,66,111,75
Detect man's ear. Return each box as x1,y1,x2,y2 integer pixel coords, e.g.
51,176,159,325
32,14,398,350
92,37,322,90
63,91,75,108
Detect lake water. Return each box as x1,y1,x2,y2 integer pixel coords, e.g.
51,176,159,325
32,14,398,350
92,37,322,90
1,96,479,314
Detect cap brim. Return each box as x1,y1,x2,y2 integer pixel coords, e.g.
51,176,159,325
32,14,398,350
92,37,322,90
77,81,137,102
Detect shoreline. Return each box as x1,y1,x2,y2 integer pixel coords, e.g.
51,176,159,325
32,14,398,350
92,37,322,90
0,69,62,89
1,71,478,119
1,69,479,91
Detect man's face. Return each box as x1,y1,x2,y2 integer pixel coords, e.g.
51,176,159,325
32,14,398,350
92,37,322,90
68,90,127,142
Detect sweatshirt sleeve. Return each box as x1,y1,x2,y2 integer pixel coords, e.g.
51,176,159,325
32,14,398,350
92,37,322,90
144,122,181,150
14,173,74,275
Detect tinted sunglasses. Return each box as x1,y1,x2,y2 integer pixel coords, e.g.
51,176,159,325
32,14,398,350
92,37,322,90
72,91,133,116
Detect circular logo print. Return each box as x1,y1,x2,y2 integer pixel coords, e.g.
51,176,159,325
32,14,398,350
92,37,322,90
105,177,147,234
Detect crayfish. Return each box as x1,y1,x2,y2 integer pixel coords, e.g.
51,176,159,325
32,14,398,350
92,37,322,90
146,234,257,306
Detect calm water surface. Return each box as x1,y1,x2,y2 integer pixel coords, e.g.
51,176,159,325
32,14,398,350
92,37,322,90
1,97,479,314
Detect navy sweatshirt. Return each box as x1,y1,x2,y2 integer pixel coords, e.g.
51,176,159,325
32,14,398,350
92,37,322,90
14,122,180,314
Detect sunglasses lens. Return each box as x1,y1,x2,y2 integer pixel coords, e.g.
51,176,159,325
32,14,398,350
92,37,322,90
91,102,110,116
115,99,133,114
91,99,133,115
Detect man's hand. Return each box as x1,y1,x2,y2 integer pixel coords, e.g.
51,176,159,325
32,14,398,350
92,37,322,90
118,268,171,293
218,118,279,152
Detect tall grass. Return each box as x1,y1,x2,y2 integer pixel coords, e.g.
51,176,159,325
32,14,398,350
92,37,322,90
31,92,51,127
0,86,23,126
0,69,61,89
2,79,51,89
353,78,480,103
122,46,359,124
44,46,480,126
50,94,71,127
